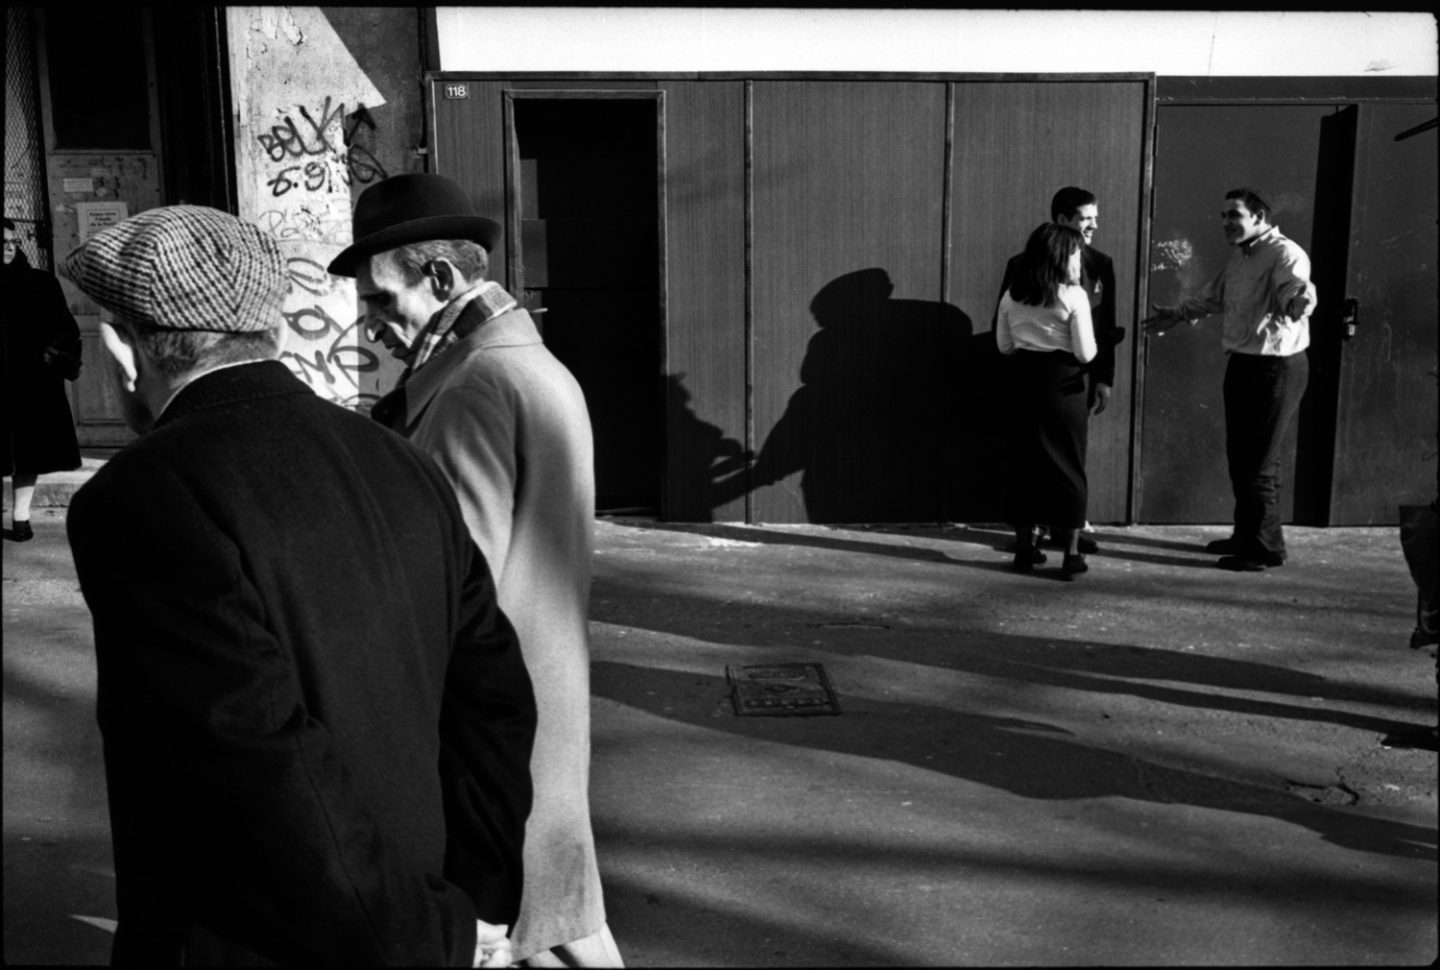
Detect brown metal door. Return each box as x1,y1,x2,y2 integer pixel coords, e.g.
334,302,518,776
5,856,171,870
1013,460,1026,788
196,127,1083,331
1138,104,1330,523
749,80,950,524
1325,104,1438,523
951,80,1149,524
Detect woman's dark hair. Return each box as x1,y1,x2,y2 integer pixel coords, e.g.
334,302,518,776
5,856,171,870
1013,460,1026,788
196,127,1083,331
1009,223,1084,308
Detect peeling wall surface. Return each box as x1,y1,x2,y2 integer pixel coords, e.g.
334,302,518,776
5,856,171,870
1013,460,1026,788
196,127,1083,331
228,6,417,409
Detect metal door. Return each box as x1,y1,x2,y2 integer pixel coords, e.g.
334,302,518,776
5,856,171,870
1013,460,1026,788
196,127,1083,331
1138,104,1329,523
1324,104,1438,522
1140,101,1437,526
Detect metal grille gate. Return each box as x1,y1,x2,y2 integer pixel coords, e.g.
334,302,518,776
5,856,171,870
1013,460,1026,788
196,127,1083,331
5,6,49,270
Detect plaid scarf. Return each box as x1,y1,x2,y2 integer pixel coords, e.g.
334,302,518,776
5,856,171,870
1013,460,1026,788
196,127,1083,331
405,280,518,378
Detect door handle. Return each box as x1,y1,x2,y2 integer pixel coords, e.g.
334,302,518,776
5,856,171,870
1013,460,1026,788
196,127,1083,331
1340,297,1359,341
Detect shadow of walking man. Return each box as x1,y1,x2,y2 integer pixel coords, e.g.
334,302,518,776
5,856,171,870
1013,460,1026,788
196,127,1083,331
716,268,973,522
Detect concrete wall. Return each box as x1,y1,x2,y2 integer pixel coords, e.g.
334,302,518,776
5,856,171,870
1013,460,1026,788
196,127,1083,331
227,6,422,409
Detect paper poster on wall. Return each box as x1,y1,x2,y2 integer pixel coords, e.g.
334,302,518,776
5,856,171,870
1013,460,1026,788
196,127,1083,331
76,201,130,241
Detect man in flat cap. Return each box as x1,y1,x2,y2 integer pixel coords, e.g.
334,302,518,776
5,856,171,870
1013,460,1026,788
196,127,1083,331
331,174,621,967
63,204,536,966
1143,187,1316,571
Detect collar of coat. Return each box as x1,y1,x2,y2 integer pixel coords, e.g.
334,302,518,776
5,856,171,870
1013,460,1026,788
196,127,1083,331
154,359,307,430
394,303,543,427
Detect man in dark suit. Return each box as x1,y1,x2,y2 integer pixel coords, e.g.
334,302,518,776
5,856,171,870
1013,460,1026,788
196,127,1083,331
62,205,536,966
994,186,1123,553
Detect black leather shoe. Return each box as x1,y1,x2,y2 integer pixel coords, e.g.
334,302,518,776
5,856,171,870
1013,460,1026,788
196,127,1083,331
1012,546,1047,572
1217,553,1288,572
1061,553,1088,579
10,519,33,542
1206,537,1241,554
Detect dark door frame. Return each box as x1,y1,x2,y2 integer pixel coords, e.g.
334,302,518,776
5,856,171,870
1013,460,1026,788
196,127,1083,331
500,88,669,511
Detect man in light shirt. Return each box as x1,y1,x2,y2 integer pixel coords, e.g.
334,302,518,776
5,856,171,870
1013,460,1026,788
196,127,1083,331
1143,187,1317,571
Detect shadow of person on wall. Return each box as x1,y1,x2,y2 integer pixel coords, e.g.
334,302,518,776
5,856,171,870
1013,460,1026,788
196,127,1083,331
955,327,1015,523
715,268,974,523
662,373,751,522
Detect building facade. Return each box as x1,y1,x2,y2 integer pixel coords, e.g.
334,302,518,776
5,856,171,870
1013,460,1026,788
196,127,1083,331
5,8,1435,524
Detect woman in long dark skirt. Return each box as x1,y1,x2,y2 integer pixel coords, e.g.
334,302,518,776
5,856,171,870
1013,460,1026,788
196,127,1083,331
3,217,82,541
995,222,1097,579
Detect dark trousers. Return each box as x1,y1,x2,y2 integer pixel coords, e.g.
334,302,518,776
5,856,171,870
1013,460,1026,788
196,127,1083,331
1222,351,1309,558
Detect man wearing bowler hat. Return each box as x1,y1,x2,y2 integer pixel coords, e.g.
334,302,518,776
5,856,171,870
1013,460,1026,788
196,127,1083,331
62,205,536,966
331,174,622,968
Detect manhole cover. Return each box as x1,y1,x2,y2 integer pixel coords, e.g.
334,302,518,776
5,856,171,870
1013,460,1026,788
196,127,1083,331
727,662,841,717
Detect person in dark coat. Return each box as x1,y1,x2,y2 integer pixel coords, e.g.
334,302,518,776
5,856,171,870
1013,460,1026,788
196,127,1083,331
993,187,1123,555
62,205,537,967
3,217,82,541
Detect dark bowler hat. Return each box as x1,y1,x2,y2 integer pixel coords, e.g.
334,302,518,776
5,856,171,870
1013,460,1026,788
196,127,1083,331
328,173,501,277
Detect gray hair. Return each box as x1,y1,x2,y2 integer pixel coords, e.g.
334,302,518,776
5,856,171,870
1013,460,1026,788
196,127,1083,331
109,314,280,381
389,239,489,285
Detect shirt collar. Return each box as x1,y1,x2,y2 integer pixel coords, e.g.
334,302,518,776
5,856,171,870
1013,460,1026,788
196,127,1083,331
1241,224,1279,254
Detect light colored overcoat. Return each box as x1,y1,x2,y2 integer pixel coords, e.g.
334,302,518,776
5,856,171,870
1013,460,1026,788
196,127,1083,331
381,304,604,960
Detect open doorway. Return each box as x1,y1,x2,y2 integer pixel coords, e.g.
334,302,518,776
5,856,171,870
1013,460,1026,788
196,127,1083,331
510,95,664,514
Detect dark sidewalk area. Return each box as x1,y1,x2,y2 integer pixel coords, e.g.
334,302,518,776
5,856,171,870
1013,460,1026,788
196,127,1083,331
5,510,1437,965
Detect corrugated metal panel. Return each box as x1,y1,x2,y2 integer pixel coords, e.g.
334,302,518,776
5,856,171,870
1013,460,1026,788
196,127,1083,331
1329,103,1439,523
659,80,749,522
750,81,949,523
950,81,1148,524
1139,104,1327,524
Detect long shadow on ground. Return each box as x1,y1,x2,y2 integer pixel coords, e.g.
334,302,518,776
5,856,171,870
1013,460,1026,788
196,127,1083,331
592,660,1435,863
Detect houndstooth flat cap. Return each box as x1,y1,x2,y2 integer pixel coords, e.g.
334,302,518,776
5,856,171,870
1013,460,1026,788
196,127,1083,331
63,205,288,333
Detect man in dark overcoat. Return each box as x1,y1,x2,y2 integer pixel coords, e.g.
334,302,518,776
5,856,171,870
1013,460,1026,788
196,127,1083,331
62,205,537,966
3,216,82,541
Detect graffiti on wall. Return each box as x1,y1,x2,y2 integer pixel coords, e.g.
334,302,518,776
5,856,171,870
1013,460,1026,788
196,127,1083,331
250,97,386,409
230,6,392,411
279,254,379,406
256,96,388,197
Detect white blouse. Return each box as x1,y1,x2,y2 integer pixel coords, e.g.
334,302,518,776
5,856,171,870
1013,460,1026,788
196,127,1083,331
995,284,1097,363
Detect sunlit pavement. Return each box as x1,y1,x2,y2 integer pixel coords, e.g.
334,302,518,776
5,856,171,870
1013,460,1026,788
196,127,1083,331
6,509,1437,965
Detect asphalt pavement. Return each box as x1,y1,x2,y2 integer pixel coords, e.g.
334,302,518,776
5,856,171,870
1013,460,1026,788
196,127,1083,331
4,505,1437,965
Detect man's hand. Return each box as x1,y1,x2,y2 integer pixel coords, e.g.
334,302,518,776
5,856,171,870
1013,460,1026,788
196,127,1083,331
473,920,512,969
1142,303,1185,336
1091,384,1112,415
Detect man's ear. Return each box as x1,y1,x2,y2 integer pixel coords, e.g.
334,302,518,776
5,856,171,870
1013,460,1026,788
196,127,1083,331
98,320,139,391
426,259,456,300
